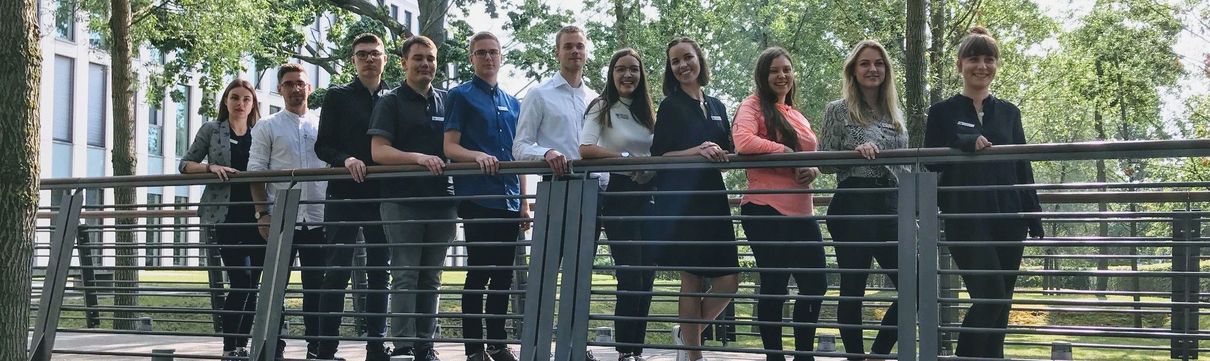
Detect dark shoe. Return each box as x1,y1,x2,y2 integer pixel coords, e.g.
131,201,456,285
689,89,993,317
414,347,442,361
366,346,392,361
222,349,245,361
585,350,600,361
466,352,488,361
485,346,518,361
391,347,414,356
618,352,646,361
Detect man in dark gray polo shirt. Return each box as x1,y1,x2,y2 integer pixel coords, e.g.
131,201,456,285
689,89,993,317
368,35,452,361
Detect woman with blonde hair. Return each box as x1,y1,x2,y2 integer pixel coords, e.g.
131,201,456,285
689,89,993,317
819,40,907,360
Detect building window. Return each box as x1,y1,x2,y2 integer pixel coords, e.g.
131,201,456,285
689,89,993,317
53,0,76,42
175,85,191,156
173,195,189,266
53,56,75,142
87,63,107,147
390,5,399,20
404,10,414,34
145,193,163,267
148,97,163,156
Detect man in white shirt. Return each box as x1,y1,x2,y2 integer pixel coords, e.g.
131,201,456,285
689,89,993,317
248,63,329,359
512,25,598,177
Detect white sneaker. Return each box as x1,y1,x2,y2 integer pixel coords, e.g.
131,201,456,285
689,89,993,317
671,325,687,361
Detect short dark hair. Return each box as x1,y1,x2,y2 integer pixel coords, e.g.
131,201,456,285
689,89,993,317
554,25,584,46
957,26,1000,59
662,37,711,96
277,63,306,84
351,33,383,48
400,35,437,58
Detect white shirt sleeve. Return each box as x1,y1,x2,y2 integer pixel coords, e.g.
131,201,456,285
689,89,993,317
248,120,271,172
580,101,605,146
512,92,551,161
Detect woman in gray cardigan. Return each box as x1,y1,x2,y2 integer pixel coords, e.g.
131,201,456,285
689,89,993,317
178,79,263,359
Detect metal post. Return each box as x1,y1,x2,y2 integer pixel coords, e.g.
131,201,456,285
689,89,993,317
248,189,301,361
151,349,175,361
203,226,226,333
519,181,562,361
1170,210,1199,360
896,173,919,361
937,240,955,355
75,231,101,328
554,179,599,360
916,172,940,361
28,189,84,361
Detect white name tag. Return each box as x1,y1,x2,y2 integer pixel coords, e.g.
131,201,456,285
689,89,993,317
957,121,976,128
614,112,630,120
497,106,508,112
229,138,238,144
431,116,445,122
710,115,722,121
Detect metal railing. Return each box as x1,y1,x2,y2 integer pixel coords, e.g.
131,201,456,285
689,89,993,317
26,139,1210,361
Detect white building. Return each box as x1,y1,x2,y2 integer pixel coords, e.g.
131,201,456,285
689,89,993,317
35,0,424,268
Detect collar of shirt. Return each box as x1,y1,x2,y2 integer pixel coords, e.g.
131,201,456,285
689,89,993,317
351,76,390,98
471,75,498,95
398,81,433,102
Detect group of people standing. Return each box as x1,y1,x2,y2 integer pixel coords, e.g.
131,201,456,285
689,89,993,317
180,22,1041,361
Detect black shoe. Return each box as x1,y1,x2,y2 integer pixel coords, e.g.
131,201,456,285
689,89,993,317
466,352,488,361
222,349,245,361
414,347,442,361
366,346,392,361
391,347,414,356
485,346,518,361
618,352,645,361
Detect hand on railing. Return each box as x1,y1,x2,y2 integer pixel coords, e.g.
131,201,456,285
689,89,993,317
856,142,880,159
207,164,239,181
975,135,994,151
794,167,820,185
343,157,368,183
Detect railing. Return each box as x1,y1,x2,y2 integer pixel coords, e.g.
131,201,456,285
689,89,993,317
27,139,1210,361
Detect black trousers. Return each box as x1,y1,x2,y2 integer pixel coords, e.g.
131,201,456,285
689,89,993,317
602,175,657,355
316,200,389,355
826,177,900,359
741,203,827,360
949,219,1026,359
289,227,328,351
215,225,266,351
459,201,521,355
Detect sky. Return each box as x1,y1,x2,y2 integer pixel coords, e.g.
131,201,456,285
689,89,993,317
458,0,1209,119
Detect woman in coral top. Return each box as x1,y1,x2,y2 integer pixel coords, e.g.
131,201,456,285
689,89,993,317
733,47,826,361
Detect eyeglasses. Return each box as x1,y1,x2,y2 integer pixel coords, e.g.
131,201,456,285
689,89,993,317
354,50,384,60
473,49,501,59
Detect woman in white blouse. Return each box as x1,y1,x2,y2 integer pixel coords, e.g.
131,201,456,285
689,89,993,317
579,48,658,361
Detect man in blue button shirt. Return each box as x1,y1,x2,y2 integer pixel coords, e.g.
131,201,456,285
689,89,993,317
442,31,525,361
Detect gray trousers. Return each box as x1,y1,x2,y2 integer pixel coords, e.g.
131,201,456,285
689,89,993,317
381,201,457,349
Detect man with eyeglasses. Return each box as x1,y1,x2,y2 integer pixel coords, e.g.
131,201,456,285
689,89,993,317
248,63,327,360
443,31,525,361
313,33,393,361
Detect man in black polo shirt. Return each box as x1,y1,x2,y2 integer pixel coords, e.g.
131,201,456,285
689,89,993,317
313,32,392,361
367,35,452,361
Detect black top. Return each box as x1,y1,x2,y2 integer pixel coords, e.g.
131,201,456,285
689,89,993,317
315,77,390,199
924,94,1042,235
225,125,254,223
367,83,454,199
650,88,734,192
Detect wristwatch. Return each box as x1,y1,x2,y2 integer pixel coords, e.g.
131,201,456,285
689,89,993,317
255,210,271,220
620,151,631,158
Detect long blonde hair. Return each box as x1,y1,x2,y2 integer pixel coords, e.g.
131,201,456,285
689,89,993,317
840,40,904,133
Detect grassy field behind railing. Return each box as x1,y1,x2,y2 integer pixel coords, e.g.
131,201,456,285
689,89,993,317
43,270,1204,360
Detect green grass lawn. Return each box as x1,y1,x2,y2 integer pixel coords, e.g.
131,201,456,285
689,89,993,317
51,270,1203,360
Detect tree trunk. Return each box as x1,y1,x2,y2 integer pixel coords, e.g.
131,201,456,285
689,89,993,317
1093,60,1109,294
928,0,946,105
110,0,140,330
0,0,42,357
905,0,928,147
613,0,629,47
418,0,450,81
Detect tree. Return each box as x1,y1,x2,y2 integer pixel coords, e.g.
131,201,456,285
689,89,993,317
0,0,41,356
905,0,927,146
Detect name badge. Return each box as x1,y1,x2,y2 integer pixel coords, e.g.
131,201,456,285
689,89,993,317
497,106,509,112
431,116,445,122
710,115,722,121
957,121,976,128
614,112,630,120
230,138,239,144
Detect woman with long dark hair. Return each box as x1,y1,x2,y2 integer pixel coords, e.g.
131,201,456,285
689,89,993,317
580,48,658,361
924,27,1044,358
733,47,826,361
819,40,907,360
178,79,263,360
650,37,738,361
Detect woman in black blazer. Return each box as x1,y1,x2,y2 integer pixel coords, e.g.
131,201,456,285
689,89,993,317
923,27,1044,359
178,79,263,359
